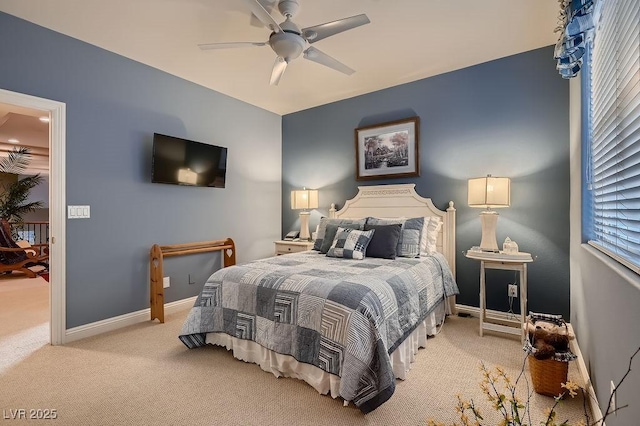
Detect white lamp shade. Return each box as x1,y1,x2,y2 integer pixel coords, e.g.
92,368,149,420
291,189,319,210
468,176,510,208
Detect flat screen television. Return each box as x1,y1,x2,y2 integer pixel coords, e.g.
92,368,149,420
151,133,227,188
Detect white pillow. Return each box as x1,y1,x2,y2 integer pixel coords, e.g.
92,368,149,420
420,217,442,255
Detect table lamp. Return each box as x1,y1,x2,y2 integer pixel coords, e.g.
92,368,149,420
468,175,510,251
291,188,318,240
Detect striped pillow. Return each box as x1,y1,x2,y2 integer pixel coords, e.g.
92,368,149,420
420,217,443,255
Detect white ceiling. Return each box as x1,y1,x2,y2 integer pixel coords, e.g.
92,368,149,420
0,103,49,175
0,0,560,115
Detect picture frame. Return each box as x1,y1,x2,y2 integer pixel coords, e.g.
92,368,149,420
354,117,420,180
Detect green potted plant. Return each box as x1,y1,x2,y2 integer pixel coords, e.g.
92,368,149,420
0,147,44,231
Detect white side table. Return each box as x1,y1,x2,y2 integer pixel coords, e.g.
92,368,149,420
274,240,315,256
465,250,534,343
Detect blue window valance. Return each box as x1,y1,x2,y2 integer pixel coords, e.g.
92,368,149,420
554,0,595,78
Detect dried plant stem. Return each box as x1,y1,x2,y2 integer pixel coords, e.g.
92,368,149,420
590,346,639,426
481,363,510,420
581,387,591,426
515,354,533,426
430,347,639,426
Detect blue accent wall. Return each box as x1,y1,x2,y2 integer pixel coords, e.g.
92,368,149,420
0,12,282,328
282,46,570,317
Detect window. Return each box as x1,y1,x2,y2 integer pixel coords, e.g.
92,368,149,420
586,0,640,274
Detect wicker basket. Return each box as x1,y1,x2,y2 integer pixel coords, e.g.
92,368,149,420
528,355,569,397
524,312,576,397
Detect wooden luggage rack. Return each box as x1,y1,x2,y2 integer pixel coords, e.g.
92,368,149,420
150,238,236,323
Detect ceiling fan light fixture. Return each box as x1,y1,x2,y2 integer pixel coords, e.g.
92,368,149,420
269,31,305,60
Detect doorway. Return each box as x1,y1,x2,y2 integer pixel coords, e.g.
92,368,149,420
0,88,66,345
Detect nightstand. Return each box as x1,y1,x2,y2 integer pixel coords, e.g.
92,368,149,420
465,250,534,343
274,240,315,256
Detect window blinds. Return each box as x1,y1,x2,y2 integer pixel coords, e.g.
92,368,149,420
589,0,640,273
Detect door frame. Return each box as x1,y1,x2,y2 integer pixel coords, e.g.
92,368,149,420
0,88,66,345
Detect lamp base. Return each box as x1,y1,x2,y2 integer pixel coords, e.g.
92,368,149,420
479,211,499,251
299,211,311,241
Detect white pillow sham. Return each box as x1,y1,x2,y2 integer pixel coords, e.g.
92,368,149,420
420,216,442,255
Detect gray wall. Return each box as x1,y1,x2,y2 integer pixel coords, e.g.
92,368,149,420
282,46,570,317
569,75,640,425
0,12,282,328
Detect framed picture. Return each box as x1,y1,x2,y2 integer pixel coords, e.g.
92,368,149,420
354,117,420,180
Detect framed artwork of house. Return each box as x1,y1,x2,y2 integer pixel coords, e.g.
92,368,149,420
354,116,420,180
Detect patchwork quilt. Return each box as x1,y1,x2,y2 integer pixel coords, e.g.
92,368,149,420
179,251,458,413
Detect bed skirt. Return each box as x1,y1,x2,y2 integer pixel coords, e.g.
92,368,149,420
205,299,448,403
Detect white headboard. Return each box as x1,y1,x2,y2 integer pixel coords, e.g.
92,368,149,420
329,184,456,277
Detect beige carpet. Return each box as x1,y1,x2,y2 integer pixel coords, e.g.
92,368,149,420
0,276,49,374
0,275,49,336
0,306,591,426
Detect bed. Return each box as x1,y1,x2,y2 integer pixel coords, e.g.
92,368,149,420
179,184,458,413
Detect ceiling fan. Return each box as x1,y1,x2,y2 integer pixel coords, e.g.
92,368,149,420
198,0,370,85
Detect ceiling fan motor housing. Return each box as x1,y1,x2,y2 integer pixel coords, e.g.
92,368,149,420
269,22,305,60
278,0,300,18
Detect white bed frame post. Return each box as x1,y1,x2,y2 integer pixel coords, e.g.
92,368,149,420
445,201,456,314
445,200,456,279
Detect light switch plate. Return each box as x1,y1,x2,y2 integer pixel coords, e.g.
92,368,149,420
68,205,91,219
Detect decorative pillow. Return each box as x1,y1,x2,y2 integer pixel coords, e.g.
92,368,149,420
364,223,402,259
320,222,362,254
326,227,375,260
313,217,366,251
420,217,443,255
365,216,424,258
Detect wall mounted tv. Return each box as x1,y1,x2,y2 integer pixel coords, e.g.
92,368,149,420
151,133,227,188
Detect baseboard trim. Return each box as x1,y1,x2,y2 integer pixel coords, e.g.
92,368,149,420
568,324,605,425
455,303,520,322
455,304,603,424
65,296,197,343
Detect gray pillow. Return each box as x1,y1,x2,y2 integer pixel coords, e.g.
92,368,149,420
364,223,402,259
365,217,424,258
320,222,362,254
313,217,366,251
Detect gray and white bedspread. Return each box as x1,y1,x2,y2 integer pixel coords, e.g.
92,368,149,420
179,251,458,413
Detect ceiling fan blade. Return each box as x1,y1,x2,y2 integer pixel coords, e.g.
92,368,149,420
270,57,288,86
198,41,268,50
302,14,370,44
250,0,277,27
242,0,282,33
303,47,355,75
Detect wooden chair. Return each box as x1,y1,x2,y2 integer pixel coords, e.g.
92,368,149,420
0,219,49,278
